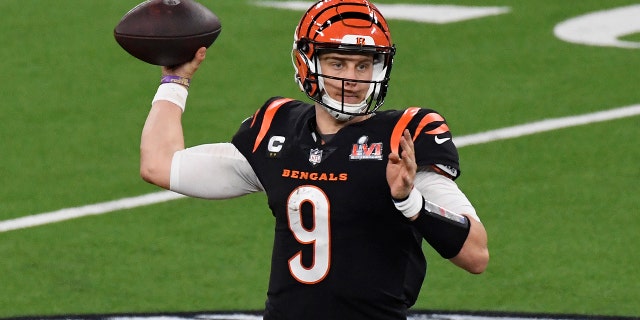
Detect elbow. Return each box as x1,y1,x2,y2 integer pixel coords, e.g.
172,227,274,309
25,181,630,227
450,246,489,274
467,253,489,274
140,165,156,184
458,215,489,274
466,249,490,274
140,158,171,189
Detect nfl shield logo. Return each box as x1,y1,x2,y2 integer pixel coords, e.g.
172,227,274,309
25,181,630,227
309,148,323,165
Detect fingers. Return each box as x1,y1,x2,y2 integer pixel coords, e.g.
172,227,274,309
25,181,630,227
162,47,207,79
400,129,417,184
388,152,400,164
194,46,207,62
402,129,414,154
399,129,416,165
387,129,417,194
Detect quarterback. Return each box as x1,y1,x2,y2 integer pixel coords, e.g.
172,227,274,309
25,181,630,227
139,0,489,319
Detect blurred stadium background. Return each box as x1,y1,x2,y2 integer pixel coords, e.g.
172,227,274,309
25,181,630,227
1,0,639,319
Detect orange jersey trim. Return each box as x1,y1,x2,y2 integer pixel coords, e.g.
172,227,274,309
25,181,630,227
391,109,451,155
417,112,449,135
390,107,420,155
252,98,293,153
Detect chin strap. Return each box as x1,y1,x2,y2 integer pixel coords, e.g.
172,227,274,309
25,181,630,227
320,93,367,121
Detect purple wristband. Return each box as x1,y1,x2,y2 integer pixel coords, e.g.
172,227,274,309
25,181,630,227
160,75,190,88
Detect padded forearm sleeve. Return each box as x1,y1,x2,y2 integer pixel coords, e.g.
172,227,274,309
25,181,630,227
412,198,470,259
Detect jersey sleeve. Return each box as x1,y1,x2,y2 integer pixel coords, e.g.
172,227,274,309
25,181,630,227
390,107,461,179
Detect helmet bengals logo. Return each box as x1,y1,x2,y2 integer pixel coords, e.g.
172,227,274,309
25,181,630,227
349,135,383,161
342,35,375,46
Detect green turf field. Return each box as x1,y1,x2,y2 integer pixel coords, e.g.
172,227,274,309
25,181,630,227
1,0,639,318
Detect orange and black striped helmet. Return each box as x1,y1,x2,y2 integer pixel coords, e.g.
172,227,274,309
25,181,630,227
292,0,396,121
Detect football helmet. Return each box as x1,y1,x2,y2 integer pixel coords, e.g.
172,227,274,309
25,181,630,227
292,0,396,121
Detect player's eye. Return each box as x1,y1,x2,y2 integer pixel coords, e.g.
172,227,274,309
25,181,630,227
357,63,370,71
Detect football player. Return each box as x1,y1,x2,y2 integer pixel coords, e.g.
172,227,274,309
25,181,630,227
140,0,489,319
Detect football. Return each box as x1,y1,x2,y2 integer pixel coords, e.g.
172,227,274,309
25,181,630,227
114,0,222,66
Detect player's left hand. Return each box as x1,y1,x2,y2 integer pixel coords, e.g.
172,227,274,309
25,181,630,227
386,129,417,200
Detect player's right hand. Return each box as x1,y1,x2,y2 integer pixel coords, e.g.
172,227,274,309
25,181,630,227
162,47,207,81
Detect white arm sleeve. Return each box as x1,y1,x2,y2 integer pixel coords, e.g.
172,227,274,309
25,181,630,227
414,170,481,222
170,143,263,199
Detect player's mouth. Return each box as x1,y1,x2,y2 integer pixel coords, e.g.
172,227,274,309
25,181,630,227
339,91,363,104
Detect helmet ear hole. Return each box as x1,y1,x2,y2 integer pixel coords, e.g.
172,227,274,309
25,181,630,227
303,78,317,96
297,39,310,54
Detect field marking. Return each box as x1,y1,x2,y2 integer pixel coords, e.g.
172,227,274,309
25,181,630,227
1,104,639,233
554,4,640,49
255,2,511,24
453,104,640,147
0,191,185,233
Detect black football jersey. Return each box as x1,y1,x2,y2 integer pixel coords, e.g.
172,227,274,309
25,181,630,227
231,97,460,320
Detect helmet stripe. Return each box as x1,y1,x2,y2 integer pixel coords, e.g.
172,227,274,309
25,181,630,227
301,3,389,43
314,12,378,37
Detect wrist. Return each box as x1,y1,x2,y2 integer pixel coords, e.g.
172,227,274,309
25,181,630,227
391,192,410,202
152,83,189,112
392,187,423,219
160,75,190,88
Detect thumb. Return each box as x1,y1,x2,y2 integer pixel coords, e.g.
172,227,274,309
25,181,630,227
193,47,207,64
388,152,401,164
162,47,207,78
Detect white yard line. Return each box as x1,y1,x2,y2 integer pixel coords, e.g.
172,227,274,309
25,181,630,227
1,104,639,233
453,104,640,147
0,191,185,233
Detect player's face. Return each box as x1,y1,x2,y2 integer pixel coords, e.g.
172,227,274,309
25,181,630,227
319,52,375,105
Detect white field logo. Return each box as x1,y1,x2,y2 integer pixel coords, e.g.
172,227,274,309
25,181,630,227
255,2,640,49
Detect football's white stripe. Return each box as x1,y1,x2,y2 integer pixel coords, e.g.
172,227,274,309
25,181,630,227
1,104,639,233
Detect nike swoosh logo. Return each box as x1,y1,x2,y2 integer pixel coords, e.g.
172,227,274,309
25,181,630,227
434,136,451,144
